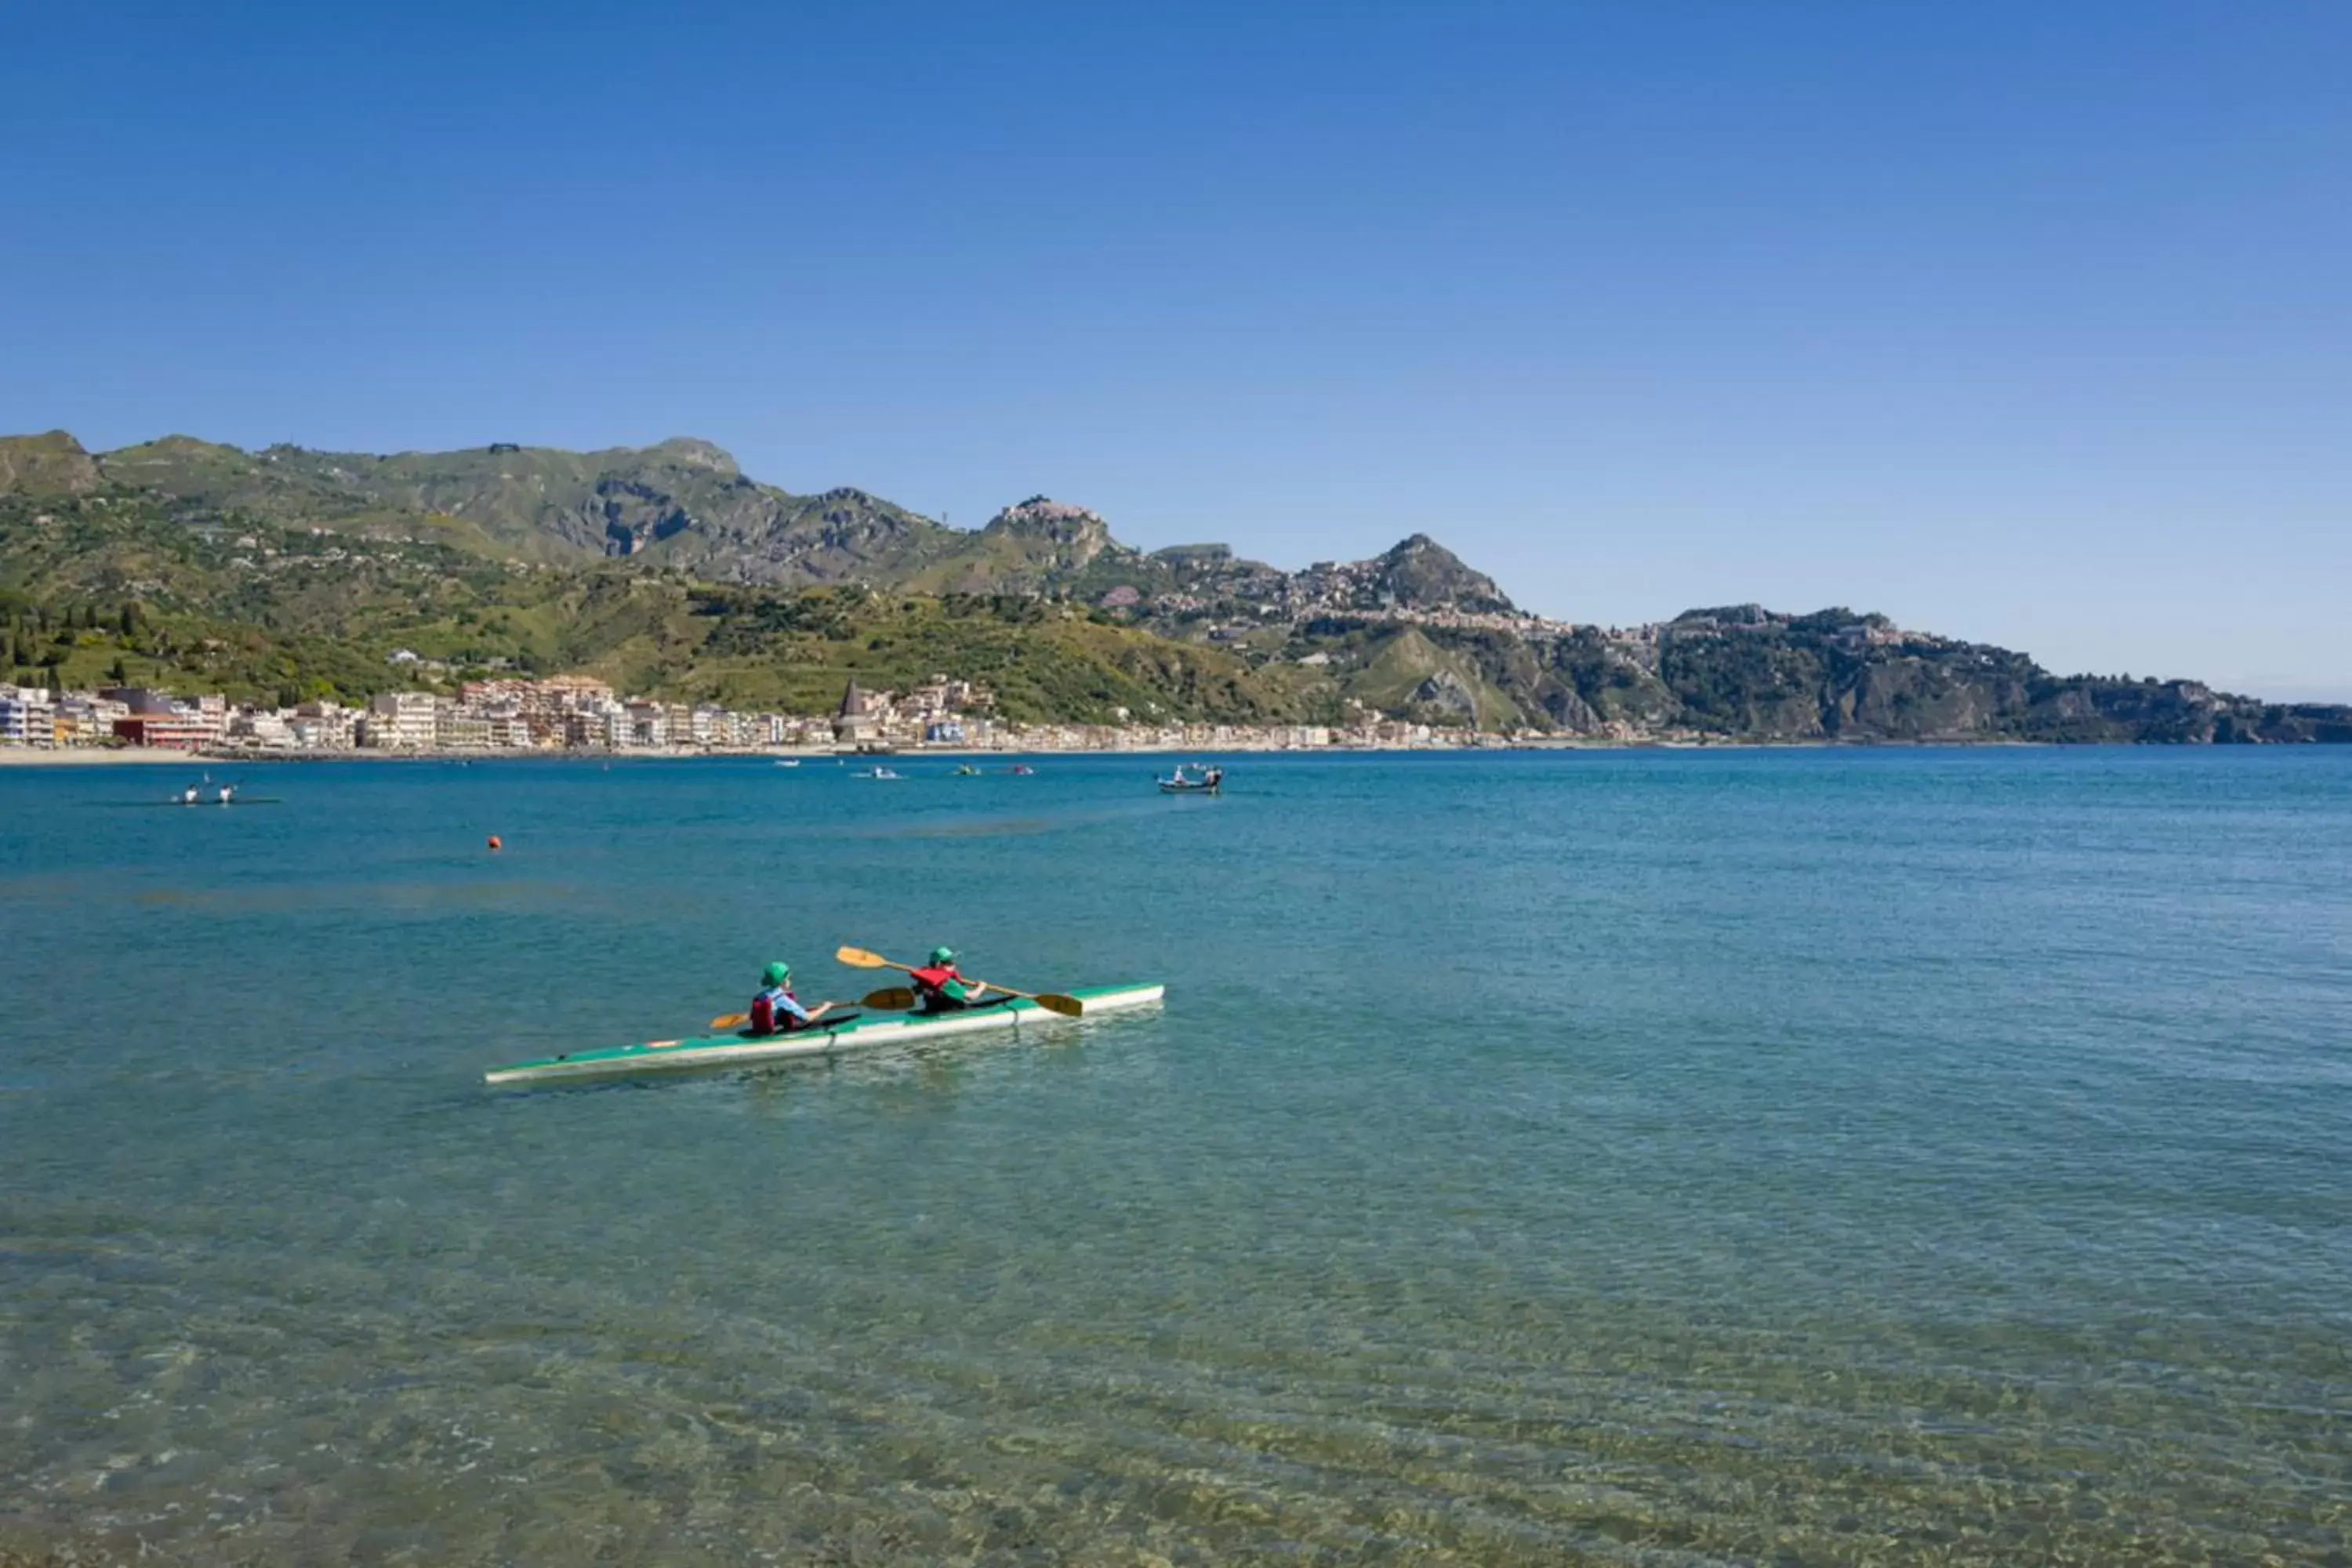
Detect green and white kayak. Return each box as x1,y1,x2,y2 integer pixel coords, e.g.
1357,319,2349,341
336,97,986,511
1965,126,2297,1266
483,983,1166,1087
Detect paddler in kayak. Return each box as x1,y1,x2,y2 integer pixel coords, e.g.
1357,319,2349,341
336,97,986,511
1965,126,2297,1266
909,947,991,1013
749,961,833,1036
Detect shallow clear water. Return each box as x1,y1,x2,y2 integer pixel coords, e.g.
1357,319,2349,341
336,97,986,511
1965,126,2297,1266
2,750,2347,1565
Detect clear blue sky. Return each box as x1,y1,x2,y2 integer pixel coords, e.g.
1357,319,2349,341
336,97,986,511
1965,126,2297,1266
4,1,2347,698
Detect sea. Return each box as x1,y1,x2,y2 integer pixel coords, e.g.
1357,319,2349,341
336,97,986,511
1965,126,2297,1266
2,749,2347,1566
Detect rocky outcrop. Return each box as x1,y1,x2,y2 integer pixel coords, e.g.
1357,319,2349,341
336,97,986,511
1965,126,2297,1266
982,497,1120,570
0,431,105,495
1373,534,1515,613
1413,668,1480,718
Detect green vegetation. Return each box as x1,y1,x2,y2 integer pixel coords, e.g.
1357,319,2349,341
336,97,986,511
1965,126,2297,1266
0,492,1287,721
3,428,2347,741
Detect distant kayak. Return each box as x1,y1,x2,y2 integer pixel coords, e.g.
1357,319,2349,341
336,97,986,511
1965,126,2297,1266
484,982,1167,1087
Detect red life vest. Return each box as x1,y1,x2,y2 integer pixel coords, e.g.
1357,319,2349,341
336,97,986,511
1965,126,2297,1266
750,986,800,1036
910,965,971,1009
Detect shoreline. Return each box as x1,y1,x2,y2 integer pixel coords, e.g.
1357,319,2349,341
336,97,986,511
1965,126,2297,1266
0,737,2087,767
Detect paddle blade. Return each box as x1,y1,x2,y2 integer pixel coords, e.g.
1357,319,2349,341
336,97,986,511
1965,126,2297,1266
862,987,916,1011
709,1012,748,1029
1032,993,1085,1018
836,946,891,969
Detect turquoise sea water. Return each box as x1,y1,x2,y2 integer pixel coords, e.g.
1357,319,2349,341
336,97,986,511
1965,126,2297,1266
2,750,2347,1565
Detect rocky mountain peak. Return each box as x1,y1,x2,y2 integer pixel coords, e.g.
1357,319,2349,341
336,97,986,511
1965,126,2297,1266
1673,604,1776,627
643,437,739,477
1367,534,1514,615
0,430,103,495
983,496,1118,568
989,495,1106,534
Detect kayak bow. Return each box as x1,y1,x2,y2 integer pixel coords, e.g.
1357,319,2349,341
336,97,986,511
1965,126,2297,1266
483,982,1165,1087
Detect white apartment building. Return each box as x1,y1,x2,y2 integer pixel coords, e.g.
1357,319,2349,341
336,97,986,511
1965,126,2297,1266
365,691,438,749
227,710,298,749
435,708,494,750
622,701,667,748
0,686,56,746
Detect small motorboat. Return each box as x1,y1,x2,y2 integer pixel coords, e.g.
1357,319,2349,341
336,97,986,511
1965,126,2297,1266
1157,766,1223,795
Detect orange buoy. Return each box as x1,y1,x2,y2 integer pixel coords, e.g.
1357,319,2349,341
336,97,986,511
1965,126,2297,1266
487,835,503,851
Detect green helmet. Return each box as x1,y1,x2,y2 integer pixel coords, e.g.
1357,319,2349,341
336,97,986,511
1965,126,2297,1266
762,961,790,986
928,946,956,967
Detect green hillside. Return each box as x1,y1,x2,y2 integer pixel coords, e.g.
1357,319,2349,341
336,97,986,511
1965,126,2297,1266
93,433,967,581
0,489,1287,722
4,427,2348,742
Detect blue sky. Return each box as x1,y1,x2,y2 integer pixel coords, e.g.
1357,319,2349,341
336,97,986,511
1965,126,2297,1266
4,1,2347,697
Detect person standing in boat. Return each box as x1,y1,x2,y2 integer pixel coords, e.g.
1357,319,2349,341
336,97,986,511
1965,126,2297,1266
749,961,831,1036
909,947,989,1013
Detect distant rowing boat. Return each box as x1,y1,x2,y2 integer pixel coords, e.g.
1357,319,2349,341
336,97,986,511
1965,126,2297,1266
484,983,1167,1087
1158,767,1222,794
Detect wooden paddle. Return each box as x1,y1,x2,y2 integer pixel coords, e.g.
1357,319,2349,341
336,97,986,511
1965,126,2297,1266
834,946,1085,1018
706,993,891,1030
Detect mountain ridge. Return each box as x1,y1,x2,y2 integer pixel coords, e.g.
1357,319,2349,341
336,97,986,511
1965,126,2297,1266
2,430,1510,617
3,428,2347,742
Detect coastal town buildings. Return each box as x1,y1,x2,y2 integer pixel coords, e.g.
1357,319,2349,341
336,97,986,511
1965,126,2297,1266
363,691,438,750
0,687,48,744
0,669,1505,759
